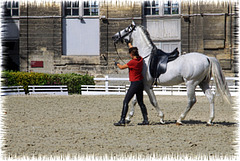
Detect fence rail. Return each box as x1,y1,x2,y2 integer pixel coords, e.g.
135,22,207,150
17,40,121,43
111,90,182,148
28,85,68,95
81,76,239,96
1,86,25,96
1,85,68,96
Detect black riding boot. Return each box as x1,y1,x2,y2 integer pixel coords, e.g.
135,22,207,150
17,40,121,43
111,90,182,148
114,104,128,126
138,104,149,125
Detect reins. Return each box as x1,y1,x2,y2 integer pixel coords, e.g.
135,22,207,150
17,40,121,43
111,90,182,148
113,25,135,64
114,42,127,64
114,41,150,65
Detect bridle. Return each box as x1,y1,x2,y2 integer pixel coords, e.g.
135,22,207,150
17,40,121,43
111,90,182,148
113,25,152,64
113,25,136,64
117,25,136,43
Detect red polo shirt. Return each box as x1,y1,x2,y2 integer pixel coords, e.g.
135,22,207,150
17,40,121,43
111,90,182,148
127,57,144,82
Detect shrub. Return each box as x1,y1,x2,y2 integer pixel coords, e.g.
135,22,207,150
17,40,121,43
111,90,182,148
2,71,95,94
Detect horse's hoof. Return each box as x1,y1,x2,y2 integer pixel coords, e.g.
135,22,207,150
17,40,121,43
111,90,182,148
206,122,213,126
125,120,131,124
159,119,165,125
176,122,183,126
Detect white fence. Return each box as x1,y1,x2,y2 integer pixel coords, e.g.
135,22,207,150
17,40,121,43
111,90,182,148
81,76,239,96
1,86,25,96
1,85,68,96
28,85,68,95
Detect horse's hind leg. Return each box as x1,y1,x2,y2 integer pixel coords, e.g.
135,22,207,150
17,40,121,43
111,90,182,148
125,95,137,123
199,82,215,125
176,83,197,125
145,87,165,124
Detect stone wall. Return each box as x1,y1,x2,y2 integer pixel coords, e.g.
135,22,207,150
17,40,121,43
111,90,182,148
17,1,237,77
99,1,142,76
181,1,236,76
19,2,62,73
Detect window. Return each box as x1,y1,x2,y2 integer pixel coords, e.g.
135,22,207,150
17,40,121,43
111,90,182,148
144,1,179,15
64,1,98,16
164,1,179,15
4,1,19,16
84,1,98,16
65,1,79,16
144,1,159,15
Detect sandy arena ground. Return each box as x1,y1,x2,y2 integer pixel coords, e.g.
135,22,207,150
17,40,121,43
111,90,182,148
1,95,239,160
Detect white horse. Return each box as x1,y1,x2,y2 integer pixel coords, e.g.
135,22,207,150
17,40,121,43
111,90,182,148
112,21,231,126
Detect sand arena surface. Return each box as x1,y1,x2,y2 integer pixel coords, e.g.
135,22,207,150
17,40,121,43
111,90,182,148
1,95,238,159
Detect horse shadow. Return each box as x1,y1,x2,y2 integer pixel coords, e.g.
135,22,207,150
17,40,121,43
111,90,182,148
151,120,238,127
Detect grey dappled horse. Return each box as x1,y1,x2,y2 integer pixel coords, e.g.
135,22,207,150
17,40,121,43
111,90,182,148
112,21,231,125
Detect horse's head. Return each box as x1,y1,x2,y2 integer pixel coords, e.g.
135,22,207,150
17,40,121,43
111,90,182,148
112,21,136,44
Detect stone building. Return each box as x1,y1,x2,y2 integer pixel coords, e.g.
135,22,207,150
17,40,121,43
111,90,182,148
2,0,238,77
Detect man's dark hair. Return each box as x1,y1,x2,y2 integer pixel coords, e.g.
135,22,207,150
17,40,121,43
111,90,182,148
129,47,139,57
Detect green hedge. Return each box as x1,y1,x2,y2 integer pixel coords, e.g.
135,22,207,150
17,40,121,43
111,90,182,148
2,71,95,94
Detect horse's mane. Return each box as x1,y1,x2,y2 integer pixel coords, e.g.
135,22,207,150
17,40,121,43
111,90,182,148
137,25,156,48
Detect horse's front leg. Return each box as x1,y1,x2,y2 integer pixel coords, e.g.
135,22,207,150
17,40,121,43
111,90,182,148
145,86,165,124
125,95,137,123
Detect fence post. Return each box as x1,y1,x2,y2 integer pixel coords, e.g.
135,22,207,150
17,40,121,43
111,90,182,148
17,86,20,94
105,75,109,93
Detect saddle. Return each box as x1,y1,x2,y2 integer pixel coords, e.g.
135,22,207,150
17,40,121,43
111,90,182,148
149,47,179,83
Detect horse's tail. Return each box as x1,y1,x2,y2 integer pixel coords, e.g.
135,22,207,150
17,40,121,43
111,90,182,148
208,57,232,104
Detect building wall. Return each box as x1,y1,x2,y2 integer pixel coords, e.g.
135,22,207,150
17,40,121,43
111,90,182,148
55,1,143,76
181,1,236,76
14,1,237,77
19,2,62,73
99,1,142,76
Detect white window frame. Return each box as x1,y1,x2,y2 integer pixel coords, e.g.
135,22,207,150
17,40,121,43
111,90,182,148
64,1,80,16
83,1,99,16
4,1,19,17
143,1,160,16
64,1,99,18
143,0,180,16
163,1,180,15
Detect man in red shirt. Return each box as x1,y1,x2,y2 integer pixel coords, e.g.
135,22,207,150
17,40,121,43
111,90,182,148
114,43,149,126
